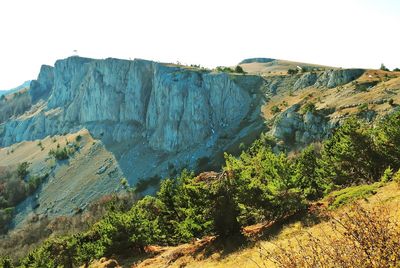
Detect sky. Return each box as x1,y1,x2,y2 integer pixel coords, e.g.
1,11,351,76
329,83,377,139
0,0,399,89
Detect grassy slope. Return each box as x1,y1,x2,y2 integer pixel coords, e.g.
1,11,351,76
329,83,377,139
261,69,400,120
0,129,124,230
93,182,398,268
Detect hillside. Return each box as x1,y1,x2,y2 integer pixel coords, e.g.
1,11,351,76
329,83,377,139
0,81,31,97
87,182,400,268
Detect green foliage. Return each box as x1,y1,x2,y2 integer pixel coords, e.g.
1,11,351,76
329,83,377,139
374,111,400,169
271,105,281,114
49,146,72,160
292,145,327,200
215,66,234,73
394,170,400,187
211,174,241,238
287,68,299,75
120,178,129,188
301,102,316,114
157,170,213,243
235,65,245,74
0,207,15,233
0,256,13,268
17,162,30,180
357,103,368,113
75,135,82,142
320,117,382,185
326,183,380,209
380,63,389,71
380,166,393,183
224,145,306,225
393,68,400,72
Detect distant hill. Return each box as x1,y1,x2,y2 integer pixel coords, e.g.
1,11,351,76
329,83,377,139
239,58,275,64
0,80,31,96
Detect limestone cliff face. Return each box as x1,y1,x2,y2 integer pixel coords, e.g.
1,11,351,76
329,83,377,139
0,57,263,153
270,104,335,147
292,69,365,91
30,65,54,103
314,69,364,88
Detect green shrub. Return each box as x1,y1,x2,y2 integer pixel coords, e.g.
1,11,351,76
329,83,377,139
49,147,70,160
75,135,82,142
271,105,281,114
235,65,245,74
357,103,368,113
380,63,389,71
215,66,234,73
380,166,393,183
393,170,400,188
0,256,13,268
17,162,30,180
301,102,316,114
326,183,380,209
320,117,383,185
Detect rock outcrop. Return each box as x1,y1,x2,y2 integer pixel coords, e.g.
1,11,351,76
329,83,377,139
293,72,318,90
30,65,54,103
292,69,365,91
314,69,364,88
270,104,335,147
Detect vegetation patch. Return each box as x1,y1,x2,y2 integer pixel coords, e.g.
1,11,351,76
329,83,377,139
326,183,381,209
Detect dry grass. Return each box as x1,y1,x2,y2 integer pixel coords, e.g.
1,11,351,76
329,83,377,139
262,202,400,268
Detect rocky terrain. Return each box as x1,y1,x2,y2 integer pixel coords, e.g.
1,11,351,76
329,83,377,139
1,56,399,231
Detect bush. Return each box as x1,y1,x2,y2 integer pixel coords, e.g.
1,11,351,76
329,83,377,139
49,147,70,160
393,170,400,188
320,117,383,185
235,65,245,74
0,256,13,268
75,135,82,142
16,162,30,180
380,166,393,183
215,66,234,73
380,63,390,71
262,203,400,267
374,110,400,170
326,183,380,209
300,102,316,114
224,146,306,226
292,145,326,200
271,105,281,114
287,68,299,75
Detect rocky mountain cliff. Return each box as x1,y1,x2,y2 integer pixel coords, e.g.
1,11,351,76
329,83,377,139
0,57,266,185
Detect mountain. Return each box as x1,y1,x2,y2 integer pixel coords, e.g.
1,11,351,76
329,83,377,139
1,56,400,265
0,80,31,96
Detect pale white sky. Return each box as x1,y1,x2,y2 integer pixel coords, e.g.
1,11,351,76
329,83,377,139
0,0,399,89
